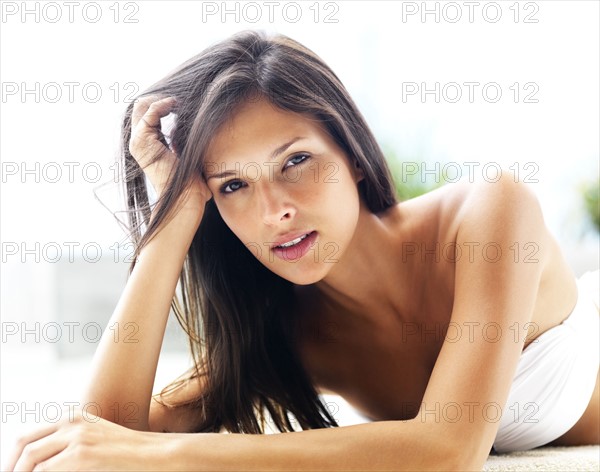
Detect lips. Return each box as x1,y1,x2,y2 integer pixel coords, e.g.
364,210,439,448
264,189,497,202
271,230,314,249
271,231,318,261
274,233,311,248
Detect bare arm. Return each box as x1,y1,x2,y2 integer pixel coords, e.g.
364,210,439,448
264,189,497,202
159,419,458,471
80,203,203,431
80,96,211,431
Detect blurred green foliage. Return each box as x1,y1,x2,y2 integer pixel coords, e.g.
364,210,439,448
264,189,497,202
382,144,446,200
581,178,600,233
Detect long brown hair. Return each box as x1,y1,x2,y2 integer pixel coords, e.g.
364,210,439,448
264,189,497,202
117,30,397,434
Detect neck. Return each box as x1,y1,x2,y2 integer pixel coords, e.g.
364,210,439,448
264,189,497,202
313,199,409,324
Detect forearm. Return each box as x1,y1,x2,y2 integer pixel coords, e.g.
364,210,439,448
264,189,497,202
164,420,464,472
81,201,204,431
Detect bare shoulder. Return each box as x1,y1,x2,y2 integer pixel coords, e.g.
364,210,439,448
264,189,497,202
443,167,537,206
388,172,530,240
461,170,540,208
432,170,546,239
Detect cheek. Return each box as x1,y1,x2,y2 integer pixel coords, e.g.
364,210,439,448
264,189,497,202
293,159,355,202
326,186,360,238
320,167,361,235
308,160,360,208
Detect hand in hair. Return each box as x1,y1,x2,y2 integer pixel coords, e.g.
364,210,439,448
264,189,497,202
129,95,211,204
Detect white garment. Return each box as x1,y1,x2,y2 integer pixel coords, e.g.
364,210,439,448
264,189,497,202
493,269,600,453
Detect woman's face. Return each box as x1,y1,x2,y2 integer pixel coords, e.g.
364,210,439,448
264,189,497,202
204,97,364,285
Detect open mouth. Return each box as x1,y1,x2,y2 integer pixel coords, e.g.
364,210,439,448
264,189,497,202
275,233,312,248
272,231,318,261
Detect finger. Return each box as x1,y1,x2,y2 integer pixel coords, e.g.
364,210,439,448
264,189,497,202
131,95,171,128
32,446,71,472
129,97,179,171
131,96,177,130
131,95,156,129
4,424,60,472
13,433,68,472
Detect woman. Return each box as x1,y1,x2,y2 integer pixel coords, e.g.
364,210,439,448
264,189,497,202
6,30,599,471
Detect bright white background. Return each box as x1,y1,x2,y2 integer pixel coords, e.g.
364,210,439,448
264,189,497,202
1,0,599,463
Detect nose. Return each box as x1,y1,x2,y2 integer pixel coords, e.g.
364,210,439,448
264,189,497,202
256,183,296,226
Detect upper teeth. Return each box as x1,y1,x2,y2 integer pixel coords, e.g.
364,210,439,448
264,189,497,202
277,233,309,248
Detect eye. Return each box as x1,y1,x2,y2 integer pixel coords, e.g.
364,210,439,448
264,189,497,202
220,180,246,194
284,153,310,169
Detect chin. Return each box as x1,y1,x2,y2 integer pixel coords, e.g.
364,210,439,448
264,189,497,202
267,262,329,286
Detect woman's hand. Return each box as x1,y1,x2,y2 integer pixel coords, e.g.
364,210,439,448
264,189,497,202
129,95,212,205
4,408,168,471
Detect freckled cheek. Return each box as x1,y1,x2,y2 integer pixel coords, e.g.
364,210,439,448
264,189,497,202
289,160,345,201
304,161,357,201
310,165,361,236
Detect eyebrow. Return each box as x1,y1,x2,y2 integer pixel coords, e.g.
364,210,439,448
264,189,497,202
205,136,306,180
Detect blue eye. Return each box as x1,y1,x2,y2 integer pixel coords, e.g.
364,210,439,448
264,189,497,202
220,180,246,194
284,154,310,168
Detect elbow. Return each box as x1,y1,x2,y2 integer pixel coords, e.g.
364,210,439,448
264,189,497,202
433,445,485,472
437,441,475,472
377,420,490,471
422,425,489,472
446,437,491,472
447,454,486,472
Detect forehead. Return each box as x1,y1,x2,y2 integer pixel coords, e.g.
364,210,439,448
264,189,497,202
205,98,329,164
